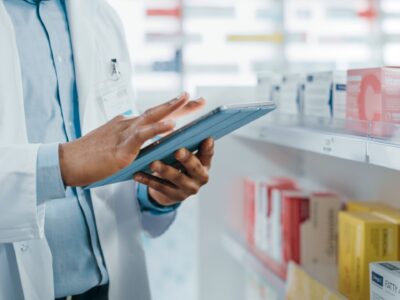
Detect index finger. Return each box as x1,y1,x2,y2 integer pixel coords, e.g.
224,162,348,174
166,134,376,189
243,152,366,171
137,92,189,125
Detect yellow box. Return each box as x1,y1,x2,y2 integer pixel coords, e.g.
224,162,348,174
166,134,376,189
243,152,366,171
286,262,346,300
338,212,399,300
346,201,393,213
373,210,400,260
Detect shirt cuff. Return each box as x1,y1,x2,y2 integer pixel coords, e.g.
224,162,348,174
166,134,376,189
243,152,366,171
136,183,180,215
36,143,66,205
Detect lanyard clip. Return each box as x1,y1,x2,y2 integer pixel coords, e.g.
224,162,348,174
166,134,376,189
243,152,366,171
110,58,121,81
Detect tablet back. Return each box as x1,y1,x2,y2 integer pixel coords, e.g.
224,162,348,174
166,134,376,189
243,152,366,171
86,102,276,189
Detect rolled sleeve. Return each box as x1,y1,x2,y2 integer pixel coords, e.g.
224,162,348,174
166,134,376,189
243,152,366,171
136,183,180,215
36,143,66,204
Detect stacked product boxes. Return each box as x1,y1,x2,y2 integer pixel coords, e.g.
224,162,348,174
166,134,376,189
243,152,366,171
243,177,342,278
243,178,400,299
338,201,400,300
262,67,400,134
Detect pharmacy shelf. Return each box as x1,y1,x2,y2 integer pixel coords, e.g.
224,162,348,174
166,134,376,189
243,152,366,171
221,234,286,300
368,140,400,171
235,124,368,163
234,121,400,172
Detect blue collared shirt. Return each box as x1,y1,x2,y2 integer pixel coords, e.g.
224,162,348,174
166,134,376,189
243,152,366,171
4,0,177,298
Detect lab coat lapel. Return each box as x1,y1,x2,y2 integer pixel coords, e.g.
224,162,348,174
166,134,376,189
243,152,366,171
66,0,98,135
0,0,28,144
0,2,55,300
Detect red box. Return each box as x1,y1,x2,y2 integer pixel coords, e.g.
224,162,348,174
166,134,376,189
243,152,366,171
346,67,400,135
282,192,310,264
263,180,297,260
282,192,342,267
243,177,296,248
243,178,257,246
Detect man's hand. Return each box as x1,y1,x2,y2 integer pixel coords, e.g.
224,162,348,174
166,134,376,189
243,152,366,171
169,97,205,119
134,138,215,207
59,94,191,187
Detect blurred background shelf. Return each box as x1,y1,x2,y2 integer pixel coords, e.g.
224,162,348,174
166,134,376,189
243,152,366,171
221,234,286,300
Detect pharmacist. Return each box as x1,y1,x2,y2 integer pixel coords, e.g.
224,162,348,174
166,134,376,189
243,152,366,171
0,0,215,300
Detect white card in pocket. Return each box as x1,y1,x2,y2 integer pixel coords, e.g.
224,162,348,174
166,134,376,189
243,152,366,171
100,85,133,120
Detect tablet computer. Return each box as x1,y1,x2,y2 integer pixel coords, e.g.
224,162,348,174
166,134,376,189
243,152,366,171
85,102,276,189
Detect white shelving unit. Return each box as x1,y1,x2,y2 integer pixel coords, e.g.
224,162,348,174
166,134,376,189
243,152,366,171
198,90,400,300
234,124,368,164
221,234,286,300
234,120,400,172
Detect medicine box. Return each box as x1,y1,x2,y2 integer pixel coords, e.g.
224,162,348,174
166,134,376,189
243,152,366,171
338,212,399,300
303,71,347,119
370,262,400,300
256,73,283,105
243,177,296,250
374,210,400,260
332,72,347,119
259,178,296,253
346,201,393,213
265,183,298,263
243,177,261,246
346,67,400,134
286,262,347,300
277,74,305,115
282,192,342,267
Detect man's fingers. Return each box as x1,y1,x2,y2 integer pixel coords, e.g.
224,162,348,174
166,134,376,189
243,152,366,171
134,173,186,201
150,161,200,194
175,149,209,184
137,92,189,125
196,138,214,169
169,98,206,119
126,120,175,148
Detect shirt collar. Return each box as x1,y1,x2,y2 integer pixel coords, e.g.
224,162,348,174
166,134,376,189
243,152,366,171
22,0,47,4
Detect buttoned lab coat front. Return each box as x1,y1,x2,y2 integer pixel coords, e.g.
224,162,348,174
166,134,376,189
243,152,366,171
0,1,176,299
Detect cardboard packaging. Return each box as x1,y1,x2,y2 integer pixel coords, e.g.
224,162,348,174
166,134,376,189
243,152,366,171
256,73,283,105
346,67,400,134
243,177,260,246
338,212,399,300
278,74,305,115
332,72,347,120
286,262,347,300
303,71,347,119
374,210,400,259
346,201,394,213
370,262,400,300
243,177,296,250
267,185,299,264
282,192,342,267
259,178,296,253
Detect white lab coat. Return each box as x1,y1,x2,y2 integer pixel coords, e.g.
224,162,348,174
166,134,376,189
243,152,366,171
0,0,176,299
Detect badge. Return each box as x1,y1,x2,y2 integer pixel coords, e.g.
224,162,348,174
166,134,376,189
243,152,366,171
101,85,133,120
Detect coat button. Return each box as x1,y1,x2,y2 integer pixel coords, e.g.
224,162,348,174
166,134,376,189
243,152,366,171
20,244,29,252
